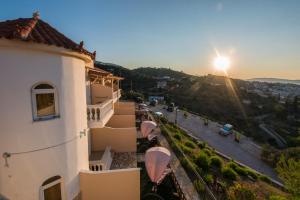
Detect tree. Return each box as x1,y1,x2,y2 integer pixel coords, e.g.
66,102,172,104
276,155,300,197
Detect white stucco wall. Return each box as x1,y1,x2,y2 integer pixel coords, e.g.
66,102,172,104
0,44,90,199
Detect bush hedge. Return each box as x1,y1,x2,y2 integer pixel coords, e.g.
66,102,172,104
195,152,210,171
173,134,181,141
204,174,213,185
184,141,196,149
210,156,223,169
222,167,238,181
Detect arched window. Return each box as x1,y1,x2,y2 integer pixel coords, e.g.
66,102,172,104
31,82,59,121
40,175,65,200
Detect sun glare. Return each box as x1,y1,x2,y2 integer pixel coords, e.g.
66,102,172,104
214,56,230,72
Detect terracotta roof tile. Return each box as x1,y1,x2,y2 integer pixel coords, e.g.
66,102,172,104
0,13,95,59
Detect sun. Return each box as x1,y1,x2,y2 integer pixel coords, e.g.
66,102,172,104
214,56,230,72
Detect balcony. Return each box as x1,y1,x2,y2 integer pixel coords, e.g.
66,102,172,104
89,149,137,171
114,101,135,115
79,168,140,200
113,89,121,103
87,99,114,128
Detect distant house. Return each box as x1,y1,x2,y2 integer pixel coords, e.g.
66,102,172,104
157,80,167,88
149,95,164,102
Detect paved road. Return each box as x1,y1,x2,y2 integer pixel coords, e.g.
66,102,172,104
151,105,280,182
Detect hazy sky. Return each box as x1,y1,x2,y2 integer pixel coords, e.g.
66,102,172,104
1,0,300,79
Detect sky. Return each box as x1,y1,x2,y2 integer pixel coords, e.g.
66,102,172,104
1,0,300,79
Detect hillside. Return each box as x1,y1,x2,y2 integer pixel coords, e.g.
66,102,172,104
95,62,300,148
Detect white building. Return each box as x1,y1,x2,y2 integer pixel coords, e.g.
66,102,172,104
0,13,139,200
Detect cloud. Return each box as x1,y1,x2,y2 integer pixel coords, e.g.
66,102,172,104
216,2,223,12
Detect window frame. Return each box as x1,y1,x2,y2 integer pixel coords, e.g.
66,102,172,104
39,176,66,200
31,82,59,121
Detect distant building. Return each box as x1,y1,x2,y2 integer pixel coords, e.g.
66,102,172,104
149,96,164,102
157,80,167,88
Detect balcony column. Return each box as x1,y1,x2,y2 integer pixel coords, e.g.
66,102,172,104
101,77,105,86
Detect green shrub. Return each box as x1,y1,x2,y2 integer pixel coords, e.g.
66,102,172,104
180,144,192,155
173,134,181,141
204,149,212,156
269,195,287,200
259,175,272,183
222,167,238,181
204,174,213,185
197,141,207,149
194,180,205,193
228,183,257,200
235,166,248,177
185,141,196,149
195,152,210,171
210,156,223,169
160,116,168,124
180,157,189,169
246,169,258,180
227,162,239,171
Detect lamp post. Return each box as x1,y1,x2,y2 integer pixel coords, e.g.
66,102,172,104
175,107,178,125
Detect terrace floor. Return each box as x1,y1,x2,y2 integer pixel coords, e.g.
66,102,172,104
110,152,137,170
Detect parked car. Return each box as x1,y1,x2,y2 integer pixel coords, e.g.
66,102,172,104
150,99,158,106
167,103,175,112
219,124,233,136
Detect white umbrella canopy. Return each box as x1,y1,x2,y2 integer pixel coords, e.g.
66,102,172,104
141,121,157,138
145,147,171,184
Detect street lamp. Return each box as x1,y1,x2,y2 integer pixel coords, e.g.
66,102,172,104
175,107,178,125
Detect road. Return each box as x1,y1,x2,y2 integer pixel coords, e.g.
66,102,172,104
151,105,280,182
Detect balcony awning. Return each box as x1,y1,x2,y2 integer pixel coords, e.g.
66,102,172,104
87,67,112,77
109,75,124,80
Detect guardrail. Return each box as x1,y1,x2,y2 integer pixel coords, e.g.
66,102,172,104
169,170,187,200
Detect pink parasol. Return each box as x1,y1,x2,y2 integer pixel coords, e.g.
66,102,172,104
141,121,157,138
145,147,171,185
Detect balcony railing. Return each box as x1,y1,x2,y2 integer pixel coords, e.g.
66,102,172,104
113,89,121,102
87,99,114,128
89,146,113,171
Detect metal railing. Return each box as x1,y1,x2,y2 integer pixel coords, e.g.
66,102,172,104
169,170,187,200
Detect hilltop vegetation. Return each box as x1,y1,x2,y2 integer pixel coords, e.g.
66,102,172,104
95,63,299,149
